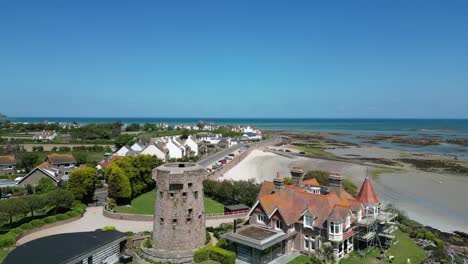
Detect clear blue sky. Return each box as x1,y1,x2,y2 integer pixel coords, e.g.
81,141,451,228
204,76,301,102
1,0,467,118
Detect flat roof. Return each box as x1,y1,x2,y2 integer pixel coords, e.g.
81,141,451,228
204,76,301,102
225,204,249,211
237,226,278,241
3,230,126,264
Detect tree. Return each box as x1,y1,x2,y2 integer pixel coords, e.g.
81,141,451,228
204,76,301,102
17,152,40,172
343,179,358,197
107,165,131,204
303,170,330,185
23,195,45,218
283,177,293,185
46,189,74,214
68,167,97,203
114,134,135,149
126,123,141,132
35,177,56,194
73,152,88,166
0,197,29,226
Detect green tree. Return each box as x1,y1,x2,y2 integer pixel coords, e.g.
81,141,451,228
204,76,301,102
303,170,330,185
343,179,358,197
68,167,97,203
46,189,74,214
114,134,135,149
126,123,141,131
35,177,56,194
23,194,46,218
283,177,293,185
73,152,88,166
107,165,131,204
17,152,41,172
0,197,29,225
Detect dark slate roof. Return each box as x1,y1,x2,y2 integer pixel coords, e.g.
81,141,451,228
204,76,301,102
3,230,126,264
225,204,250,211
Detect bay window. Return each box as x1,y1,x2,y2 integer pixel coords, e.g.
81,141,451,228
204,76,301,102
329,221,341,234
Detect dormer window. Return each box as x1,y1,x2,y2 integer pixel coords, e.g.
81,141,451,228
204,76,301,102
275,219,283,230
304,215,314,229
329,221,342,235
257,212,267,223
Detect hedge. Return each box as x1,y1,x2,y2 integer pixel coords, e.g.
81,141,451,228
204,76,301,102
194,246,236,264
0,203,86,249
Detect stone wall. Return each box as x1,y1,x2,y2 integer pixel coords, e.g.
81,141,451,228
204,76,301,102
103,209,153,221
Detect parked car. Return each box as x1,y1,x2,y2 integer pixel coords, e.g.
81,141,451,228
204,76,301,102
299,151,305,154
285,149,291,152
206,168,212,173
228,153,235,157
218,159,227,165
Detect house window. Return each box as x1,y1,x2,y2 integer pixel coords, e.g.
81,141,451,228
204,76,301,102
169,184,183,191
289,224,295,232
257,212,267,223
304,215,314,228
275,219,283,230
329,222,341,234
345,216,351,229
304,235,315,251
64,171,69,175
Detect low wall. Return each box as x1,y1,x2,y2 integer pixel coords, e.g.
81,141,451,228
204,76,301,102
103,209,153,221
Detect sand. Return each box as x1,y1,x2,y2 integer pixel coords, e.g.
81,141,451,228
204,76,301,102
222,149,468,233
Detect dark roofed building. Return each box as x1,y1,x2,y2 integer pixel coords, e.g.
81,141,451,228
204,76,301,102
0,155,16,175
3,230,127,264
224,204,250,215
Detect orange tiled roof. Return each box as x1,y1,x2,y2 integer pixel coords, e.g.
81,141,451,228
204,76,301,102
356,177,379,205
302,178,319,186
257,181,357,227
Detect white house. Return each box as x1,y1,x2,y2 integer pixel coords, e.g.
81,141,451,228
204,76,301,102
140,143,169,161
184,136,199,155
166,140,184,159
116,146,131,156
198,133,222,144
33,130,58,141
130,142,146,152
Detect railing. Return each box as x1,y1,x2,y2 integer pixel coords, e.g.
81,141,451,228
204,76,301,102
205,211,248,217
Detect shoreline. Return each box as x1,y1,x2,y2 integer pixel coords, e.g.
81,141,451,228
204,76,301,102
222,149,468,233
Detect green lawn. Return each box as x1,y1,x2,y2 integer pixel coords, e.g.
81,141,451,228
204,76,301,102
291,146,336,158
340,230,427,264
288,255,313,264
369,168,400,180
114,190,224,215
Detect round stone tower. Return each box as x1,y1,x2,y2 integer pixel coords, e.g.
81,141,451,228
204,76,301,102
150,162,206,262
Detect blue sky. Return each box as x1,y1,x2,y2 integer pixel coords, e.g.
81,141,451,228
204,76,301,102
0,0,467,118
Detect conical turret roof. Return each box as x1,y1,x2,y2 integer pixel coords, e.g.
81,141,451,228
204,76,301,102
356,177,379,204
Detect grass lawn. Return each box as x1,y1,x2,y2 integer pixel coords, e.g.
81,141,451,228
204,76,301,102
369,168,400,180
114,190,224,215
291,146,336,158
340,230,427,264
288,255,313,264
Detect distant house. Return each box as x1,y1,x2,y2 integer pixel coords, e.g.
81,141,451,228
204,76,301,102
224,204,250,215
140,143,169,161
0,155,16,175
241,132,262,141
166,139,184,159
3,230,127,264
198,133,222,144
32,130,58,141
116,145,131,156
184,136,199,156
18,154,76,186
130,142,146,152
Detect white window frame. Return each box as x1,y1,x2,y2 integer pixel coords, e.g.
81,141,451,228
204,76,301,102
345,215,350,229
257,212,267,223
357,210,362,221
275,219,283,230
329,221,342,235
304,214,314,229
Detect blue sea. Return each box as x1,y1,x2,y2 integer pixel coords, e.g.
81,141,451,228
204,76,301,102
5,117,468,159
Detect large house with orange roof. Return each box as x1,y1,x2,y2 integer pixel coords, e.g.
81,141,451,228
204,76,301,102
223,168,397,263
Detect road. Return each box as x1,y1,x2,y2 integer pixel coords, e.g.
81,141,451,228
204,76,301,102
198,143,249,167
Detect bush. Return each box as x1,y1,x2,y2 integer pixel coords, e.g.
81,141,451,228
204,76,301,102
206,231,212,244
103,226,116,231
125,231,135,237
143,239,152,248
425,231,436,241
9,227,24,236
43,216,56,224
20,223,33,230
0,234,16,247
30,219,44,228
66,210,80,217
55,214,68,221
216,239,227,249
434,238,444,249
194,246,236,264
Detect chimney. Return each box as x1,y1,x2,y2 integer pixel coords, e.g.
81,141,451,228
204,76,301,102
290,167,305,187
273,172,284,194
328,173,343,198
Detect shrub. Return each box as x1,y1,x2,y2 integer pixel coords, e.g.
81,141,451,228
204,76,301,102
20,223,33,230
9,227,24,236
0,234,16,247
30,219,44,227
194,246,236,264
103,226,116,231
434,238,444,249
125,231,135,237
216,239,227,249
143,239,152,248
66,210,79,217
424,231,436,241
206,230,212,244
43,216,56,224
55,214,68,221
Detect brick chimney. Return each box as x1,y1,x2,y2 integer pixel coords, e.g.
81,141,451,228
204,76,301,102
290,167,305,187
273,172,284,194
328,173,343,198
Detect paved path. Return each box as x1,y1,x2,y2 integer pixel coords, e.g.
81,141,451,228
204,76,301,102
17,207,245,245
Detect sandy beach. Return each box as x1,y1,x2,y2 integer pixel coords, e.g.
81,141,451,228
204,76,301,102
222,149,468,233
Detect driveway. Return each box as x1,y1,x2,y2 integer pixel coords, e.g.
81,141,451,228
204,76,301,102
17,207,244,245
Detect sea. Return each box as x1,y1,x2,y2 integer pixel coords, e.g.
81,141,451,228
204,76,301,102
5,117,468,159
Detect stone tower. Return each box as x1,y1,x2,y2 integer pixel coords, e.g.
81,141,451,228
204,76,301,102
150,162,206,262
